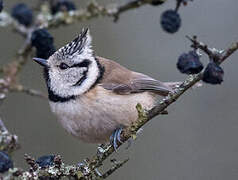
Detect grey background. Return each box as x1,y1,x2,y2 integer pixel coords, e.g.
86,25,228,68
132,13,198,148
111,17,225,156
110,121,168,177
1,0,238,179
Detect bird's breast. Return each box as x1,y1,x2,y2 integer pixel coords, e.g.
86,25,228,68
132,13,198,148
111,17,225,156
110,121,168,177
49,86,157,143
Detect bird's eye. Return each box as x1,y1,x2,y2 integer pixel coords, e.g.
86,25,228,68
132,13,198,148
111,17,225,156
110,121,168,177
59,63,69,70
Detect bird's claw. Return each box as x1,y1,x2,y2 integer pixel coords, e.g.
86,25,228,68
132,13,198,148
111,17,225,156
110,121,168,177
110,127,123,151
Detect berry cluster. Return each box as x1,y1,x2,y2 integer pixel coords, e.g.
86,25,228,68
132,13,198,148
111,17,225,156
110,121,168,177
11,3,33,27
51,0,76,15
36,155,55,168
0,151,13,173
177,49,224,85
31,29,56,59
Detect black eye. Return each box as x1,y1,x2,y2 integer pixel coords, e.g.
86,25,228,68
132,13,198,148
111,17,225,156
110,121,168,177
59,63,69,70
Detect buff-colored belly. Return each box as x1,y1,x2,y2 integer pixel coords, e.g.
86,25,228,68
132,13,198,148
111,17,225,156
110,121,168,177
50,87,157,143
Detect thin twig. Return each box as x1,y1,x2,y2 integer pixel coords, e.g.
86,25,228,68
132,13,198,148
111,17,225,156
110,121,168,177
11,85,47,99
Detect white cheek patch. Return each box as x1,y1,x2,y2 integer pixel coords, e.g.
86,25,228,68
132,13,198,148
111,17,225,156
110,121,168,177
67,68,87,83
48,64,94,97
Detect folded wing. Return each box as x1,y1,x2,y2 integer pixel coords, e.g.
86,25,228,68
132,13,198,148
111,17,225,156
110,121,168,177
97,56,173,96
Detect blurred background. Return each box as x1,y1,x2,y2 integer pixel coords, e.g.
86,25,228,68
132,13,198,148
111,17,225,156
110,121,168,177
1,0,238,179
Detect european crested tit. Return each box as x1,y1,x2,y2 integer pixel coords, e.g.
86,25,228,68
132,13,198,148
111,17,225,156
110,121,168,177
33,28,177,148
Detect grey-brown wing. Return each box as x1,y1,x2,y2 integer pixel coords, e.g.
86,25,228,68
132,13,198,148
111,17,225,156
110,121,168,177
101,83,133,95
131,77,173,93
97,56,173,96
100,73,173,96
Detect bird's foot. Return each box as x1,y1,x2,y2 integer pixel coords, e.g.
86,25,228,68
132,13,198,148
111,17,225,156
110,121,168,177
110,126,124,151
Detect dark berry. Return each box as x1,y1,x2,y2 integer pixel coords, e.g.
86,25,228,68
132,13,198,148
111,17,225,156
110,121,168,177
0,151,13,173
51,0,76,15
202,62,224,84
150,0,165,6
177,51,204,74
31,29,56,59
36,45,56,59
31,29,54,49
0,0,3,13
11,3,33,27
36,155,55,168
160,10,181,33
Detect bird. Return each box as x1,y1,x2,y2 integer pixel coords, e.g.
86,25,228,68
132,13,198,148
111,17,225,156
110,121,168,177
33,28,178,149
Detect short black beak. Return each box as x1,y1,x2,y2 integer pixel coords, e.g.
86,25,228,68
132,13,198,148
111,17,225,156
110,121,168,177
33,58,49,68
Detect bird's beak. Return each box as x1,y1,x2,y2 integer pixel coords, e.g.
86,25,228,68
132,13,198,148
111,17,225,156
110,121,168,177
33,58,49,68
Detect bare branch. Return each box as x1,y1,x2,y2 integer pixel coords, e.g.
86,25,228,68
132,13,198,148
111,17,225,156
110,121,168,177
10,85,47,99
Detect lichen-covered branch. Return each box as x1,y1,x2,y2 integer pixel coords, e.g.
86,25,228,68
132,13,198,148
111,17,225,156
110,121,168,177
6,154,80,180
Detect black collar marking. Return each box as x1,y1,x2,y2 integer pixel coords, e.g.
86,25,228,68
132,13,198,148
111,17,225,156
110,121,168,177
89,57,105,90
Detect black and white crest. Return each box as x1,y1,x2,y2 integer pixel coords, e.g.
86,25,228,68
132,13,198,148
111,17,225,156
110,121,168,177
57,28,91,58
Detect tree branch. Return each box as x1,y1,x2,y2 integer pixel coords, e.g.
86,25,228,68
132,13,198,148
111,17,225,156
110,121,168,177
10,85,47,99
